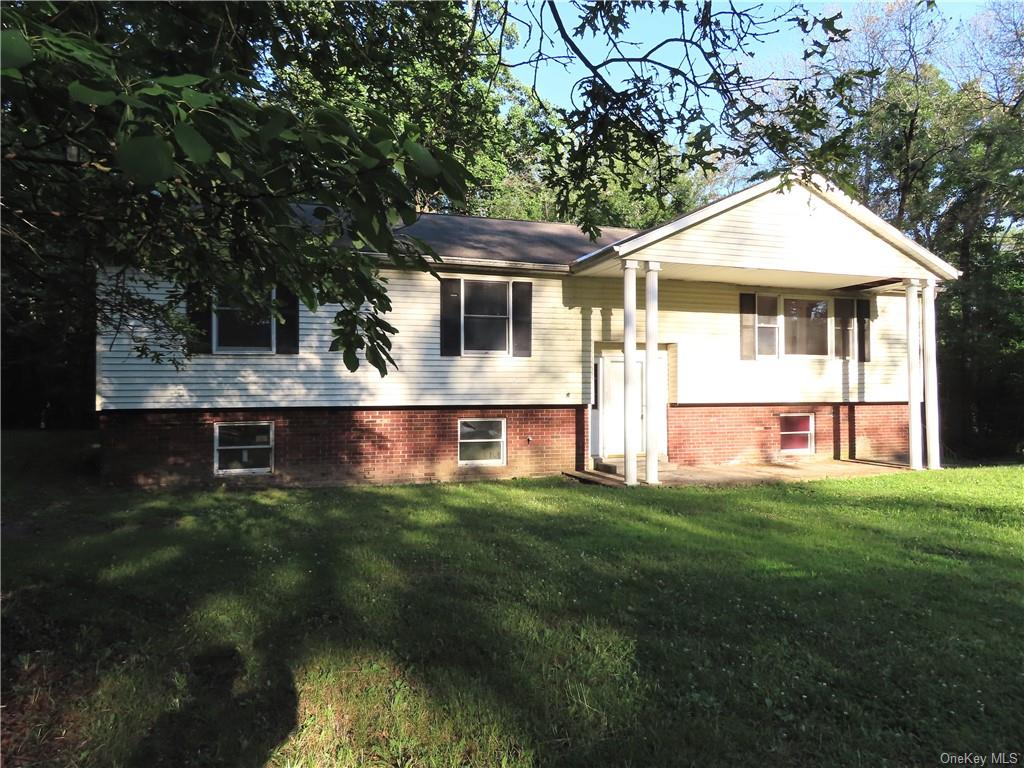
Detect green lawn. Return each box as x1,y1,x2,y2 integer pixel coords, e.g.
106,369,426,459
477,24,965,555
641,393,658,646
2,432,1022,767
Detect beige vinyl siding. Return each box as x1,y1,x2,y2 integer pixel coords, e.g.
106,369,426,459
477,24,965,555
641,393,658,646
97,270,586,410
632,185,935,280
98,270,910,411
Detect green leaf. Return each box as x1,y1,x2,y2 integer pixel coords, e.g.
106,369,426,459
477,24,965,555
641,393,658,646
342,347,359,372
155,73,206,87
173,123,213,164
181,87,216,108
69,80,117,106
1,30,33,71
116,136,175,185
215,151,232,168
404,140,441,177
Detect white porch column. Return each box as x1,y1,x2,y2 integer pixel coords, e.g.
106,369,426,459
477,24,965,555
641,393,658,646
905,279,924,470
922,279,941,469
622,259,639,486
645,261,661,485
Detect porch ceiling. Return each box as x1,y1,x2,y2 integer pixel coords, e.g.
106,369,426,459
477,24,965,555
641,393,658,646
575,259,904,292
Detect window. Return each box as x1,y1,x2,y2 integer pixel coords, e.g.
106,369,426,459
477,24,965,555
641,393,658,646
213,289,275,353
440,279,532,357
214,422,273,475
779,414,814,454
458,419,506,465
463,281,509,352
784,298,828,356
756,295,779,356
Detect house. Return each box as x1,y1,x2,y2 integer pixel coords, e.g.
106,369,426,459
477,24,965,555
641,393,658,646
97,174,959,486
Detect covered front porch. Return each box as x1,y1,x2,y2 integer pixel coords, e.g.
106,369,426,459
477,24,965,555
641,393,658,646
570,177,958,487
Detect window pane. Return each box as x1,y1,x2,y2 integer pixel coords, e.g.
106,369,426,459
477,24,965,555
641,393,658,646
459,440,503,462
784,299,828,355
464,281,508,316
460,420,503,440
780,433,810,451
780,415,811,433
218,424,272,447
757,326,777,356
757,295,778,324
217,309,272,349
217,447,272,470
464,316,508,351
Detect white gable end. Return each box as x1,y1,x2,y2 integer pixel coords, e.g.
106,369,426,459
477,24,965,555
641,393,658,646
622,184,934,280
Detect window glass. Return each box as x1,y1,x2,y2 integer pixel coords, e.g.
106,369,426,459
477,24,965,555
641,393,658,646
463,281,509,352
784,299,828,355
780,433,811,451
757,327,778,356
460,420,504,440
464,281,508,316
464,316,508,351
217,447,272,471
458,441,503,462
217,424,272,447
757,295,778,323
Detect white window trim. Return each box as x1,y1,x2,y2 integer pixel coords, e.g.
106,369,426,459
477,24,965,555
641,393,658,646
457,417,507,466
212,288,277,354
461,279,511,356
214,421,274,476
779,413,815,455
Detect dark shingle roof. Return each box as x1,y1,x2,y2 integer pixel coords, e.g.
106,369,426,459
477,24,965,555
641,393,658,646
397,213,637,266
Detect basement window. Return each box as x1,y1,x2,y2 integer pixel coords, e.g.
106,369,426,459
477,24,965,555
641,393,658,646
458,418,506,466
779,414,814,454
214,422,274,475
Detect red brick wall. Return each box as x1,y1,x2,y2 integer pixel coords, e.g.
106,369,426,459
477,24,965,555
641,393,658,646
666,403,909,466
100,406,588,486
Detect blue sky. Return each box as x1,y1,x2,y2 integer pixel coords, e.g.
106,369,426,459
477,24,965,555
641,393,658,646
505,1,985,114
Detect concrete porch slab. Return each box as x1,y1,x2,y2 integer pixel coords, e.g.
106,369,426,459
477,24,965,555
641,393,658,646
585,458,907,487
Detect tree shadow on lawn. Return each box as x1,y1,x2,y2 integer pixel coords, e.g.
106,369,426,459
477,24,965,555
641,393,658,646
2,476,1022,766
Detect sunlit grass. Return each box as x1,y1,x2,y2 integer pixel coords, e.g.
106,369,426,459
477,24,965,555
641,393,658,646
2,434,1021,766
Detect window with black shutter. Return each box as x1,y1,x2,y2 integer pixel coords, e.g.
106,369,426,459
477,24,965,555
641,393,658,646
439,279,532,357
188,286,300,355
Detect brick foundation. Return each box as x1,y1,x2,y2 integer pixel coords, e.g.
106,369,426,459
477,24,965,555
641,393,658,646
100,406,588,487
666,402,909,466
101,402,909,487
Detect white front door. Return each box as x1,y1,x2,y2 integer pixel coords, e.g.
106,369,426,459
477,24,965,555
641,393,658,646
600,352,668,457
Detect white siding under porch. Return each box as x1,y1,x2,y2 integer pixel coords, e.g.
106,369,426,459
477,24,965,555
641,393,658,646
564,278,909,405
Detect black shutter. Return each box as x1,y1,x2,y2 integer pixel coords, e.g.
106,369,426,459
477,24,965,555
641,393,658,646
739,292,756,360
275,286,300,354
440,278,461,356
512,281,532,357
856,299,871,362
185,284,212,354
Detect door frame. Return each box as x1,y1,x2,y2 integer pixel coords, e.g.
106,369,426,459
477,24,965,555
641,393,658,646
597,349,669,459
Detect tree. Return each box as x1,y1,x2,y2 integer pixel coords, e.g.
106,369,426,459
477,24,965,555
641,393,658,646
2,1,857,429
805,1,1024,457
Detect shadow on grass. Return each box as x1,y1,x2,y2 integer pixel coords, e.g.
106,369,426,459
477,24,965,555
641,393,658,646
2,467,1023,766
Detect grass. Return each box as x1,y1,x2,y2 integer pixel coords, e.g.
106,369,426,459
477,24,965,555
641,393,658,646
2,431,1022,767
